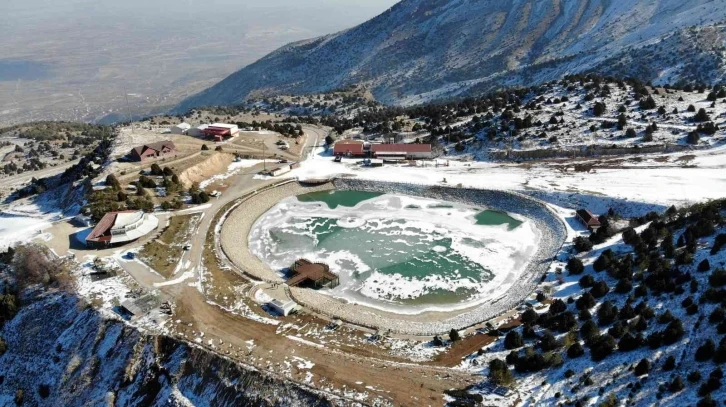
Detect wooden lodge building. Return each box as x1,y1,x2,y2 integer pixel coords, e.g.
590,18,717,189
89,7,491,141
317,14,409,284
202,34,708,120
288,259,339,289
129,140,177,162
576,209,601,231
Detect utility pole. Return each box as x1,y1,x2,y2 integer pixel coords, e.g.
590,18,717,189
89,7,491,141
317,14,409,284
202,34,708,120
123,85,132,129
263,142,266,171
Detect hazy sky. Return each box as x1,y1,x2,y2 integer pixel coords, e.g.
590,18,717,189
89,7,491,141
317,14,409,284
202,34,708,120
0,0,400,124
3,0,401,73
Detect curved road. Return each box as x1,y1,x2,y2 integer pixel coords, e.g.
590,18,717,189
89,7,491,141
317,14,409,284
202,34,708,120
104,125,474,405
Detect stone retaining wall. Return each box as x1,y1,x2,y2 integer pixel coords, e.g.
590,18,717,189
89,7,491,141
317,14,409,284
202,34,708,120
220,179,566,335
285,179,568,335
219,181,334,283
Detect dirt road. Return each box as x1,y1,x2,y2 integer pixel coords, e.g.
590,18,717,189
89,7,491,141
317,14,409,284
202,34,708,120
170,284,473,406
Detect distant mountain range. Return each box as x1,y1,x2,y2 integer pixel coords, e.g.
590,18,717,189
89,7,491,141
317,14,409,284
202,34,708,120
178,0,726,111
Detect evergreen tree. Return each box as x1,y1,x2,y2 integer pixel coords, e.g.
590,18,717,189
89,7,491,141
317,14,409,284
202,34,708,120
105,174,121,191
617,113,627,128
634,358,651,376
590,334,616,361
597,301,618,326
521,309,538,324
662,319,685,345
580,320,599,344
663,355,676,371
579,275,595,288
504,331,524,350
639,96,657,110
593,252,611,272
687,131,701,144
593,102,606,116
573,236,593,253
539,330,560,351
488,359,514,386
567,342,584,358
150,163,163,176
697,395,716,407
615,279,632,294
696,339,716,362
567,258,585,275
694,108,710,122
669,376,684,392
590,281,610,298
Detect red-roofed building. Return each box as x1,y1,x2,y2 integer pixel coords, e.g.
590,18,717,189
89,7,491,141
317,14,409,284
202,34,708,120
201,123,239,142
333,141,365,157
576,209,601,231
372,143,432,159
86,210,159,248
129,140,176,161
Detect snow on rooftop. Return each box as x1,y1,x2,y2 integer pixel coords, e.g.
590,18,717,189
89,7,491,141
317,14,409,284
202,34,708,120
209,123,238,130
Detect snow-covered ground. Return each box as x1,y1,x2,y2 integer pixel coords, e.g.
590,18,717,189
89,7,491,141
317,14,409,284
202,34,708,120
0,213,52,251
199,159,267,189
289,144,726,215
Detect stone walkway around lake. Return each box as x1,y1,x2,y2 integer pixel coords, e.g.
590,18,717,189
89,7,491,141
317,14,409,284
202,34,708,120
219,181,334,283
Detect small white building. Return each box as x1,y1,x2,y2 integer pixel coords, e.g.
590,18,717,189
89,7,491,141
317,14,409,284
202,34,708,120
169,123,191,135
268,299,297,316
188,124,210,137
270,166,291,177
209,123,239,136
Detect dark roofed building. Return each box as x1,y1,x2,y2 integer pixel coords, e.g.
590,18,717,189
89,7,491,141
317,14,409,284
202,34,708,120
333,141,365,157
287,259,339,289
576,209,601,231
129,140,177,161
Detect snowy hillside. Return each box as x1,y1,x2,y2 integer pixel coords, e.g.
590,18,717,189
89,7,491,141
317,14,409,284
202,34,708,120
0,291,336,406
178,0,726,111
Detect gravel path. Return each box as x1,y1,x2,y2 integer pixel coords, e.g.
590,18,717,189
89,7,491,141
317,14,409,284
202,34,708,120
221,179,566,336
219,181,333,283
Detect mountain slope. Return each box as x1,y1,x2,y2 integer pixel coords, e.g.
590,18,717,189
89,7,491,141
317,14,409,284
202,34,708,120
178,0,726,110
0,291,336,406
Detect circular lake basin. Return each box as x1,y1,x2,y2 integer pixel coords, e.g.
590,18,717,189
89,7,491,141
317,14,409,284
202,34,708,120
248,190,541,314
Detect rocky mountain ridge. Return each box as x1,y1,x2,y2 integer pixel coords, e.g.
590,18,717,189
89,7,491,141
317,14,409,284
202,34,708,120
178,0,726,111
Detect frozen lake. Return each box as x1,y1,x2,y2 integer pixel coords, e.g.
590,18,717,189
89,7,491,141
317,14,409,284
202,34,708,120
249,191,542,314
